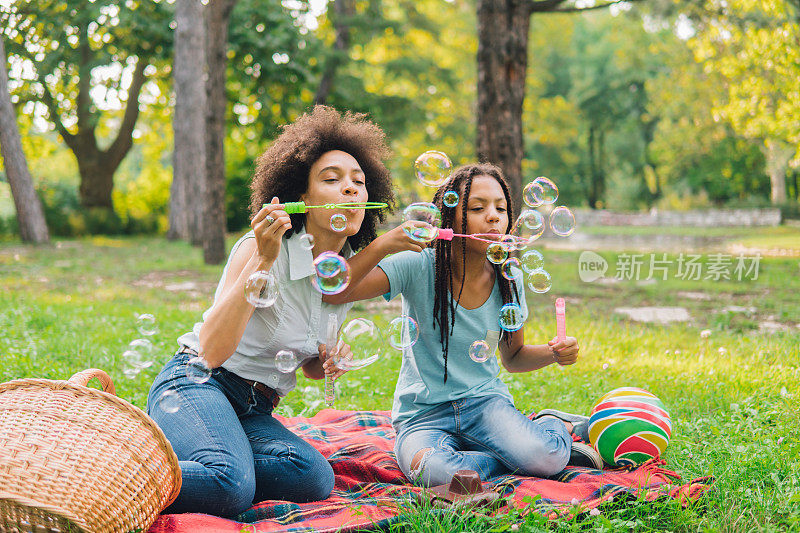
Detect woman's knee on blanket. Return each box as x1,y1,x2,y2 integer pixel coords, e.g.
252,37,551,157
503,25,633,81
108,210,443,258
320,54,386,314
293,453,335,502
206,464,257,517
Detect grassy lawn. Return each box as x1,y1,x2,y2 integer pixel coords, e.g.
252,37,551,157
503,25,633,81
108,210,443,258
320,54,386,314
1,227,799,531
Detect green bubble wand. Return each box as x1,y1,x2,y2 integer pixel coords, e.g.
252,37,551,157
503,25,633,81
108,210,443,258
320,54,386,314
262,201,388,214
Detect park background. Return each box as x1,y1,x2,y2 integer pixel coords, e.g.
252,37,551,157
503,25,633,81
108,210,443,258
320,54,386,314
1,0,800,531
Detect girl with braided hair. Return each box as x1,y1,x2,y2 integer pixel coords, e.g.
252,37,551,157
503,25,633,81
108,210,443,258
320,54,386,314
327,163,601,487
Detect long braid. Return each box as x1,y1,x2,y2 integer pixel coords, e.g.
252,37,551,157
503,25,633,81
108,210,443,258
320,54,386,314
431,163,518,383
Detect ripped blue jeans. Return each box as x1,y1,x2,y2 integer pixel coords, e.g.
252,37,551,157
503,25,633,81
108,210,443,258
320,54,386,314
393,395,571,487
147,351,334,517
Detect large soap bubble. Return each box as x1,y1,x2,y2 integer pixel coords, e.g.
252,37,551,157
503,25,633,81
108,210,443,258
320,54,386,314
468,340,492,363
186,356,213,384
443,190,459,208
486,242,508,265
511,209,545,245
523,182,544,208
136,313,158,336
388,315,420,350
498,303,525,332
337,318,381,370
527,269,552,294
275,350,297,373
330,213,347,232
312,252,351,295
520,249,544,274
415,150,452,187
245,270,279,308
402,202,441,243
549,206,576,237
501,257,522,281
532,177,559,205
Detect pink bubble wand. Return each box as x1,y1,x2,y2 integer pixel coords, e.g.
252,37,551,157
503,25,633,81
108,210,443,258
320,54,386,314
434,228,530,246
555,297,566,343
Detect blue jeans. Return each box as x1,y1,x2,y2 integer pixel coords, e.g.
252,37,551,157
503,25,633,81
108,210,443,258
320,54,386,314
394,395,571,487
147,352,334,517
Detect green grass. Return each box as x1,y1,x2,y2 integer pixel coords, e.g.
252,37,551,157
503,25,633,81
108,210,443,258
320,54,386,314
2,228,799,531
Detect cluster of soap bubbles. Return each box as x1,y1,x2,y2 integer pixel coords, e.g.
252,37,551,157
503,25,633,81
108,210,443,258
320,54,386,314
522,177,576,237
122,314,159,380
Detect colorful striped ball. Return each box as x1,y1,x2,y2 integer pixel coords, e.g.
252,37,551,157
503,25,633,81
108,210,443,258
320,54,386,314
588,387,671,467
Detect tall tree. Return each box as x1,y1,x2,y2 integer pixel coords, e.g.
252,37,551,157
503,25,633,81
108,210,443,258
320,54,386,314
475,0,639,208
314,0,354,105
1,0,172,214
169,0,207,243
682,0,800,203
204,0,238,264
0,37,48,243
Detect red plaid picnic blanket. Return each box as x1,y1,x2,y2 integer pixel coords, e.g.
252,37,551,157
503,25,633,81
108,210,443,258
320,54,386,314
147,409,710,532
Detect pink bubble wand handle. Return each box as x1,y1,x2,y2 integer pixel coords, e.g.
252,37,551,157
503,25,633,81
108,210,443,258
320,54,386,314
555,297,566,343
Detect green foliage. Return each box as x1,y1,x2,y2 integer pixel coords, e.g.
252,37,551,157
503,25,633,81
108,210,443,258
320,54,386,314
1,0,173,127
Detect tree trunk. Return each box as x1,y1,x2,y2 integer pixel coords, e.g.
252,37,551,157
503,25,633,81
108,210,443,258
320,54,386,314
587,125,598,208
169,0,207,241
762,138,791,204
0,38,49,243
314,0,353,105
76,148,115,209
203,0,237,264
41,57,147,212
476,0,531,212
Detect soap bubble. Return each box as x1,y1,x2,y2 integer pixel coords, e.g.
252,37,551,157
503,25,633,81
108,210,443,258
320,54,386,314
275,350,297,373
527,269,552,293
498,303,525,332
330,213,347,232
549,206,576,237
128,338,154,358
511,210,545,244
299,233,315,250
468,340,492,363
523,182,544,208
486,242,508,264
501,257,522,281
443,190,459,208
136,313,158,336
402,202,441,243
158,389,181,414
186,356,212,384
388,315,420,350
520,249,544,274
312,251,351,295
123,367,140,379
122,348,153,371
337,318,381,370
415,150,452,187
244,270,279,308
499,234,518,251
532,177,559,205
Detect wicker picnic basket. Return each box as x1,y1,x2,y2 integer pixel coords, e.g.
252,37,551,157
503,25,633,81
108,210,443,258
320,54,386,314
0,369,181,533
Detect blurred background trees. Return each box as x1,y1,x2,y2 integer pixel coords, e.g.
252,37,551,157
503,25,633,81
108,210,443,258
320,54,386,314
1,0,797,257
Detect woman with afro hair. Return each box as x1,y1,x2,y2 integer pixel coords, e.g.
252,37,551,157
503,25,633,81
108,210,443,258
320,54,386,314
147,106,421,516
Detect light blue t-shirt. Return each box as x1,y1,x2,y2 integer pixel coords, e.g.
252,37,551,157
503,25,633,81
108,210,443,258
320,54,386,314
378,248,528,428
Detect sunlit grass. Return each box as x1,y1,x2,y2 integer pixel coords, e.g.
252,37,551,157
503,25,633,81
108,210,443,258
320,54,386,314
1,231,799,530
